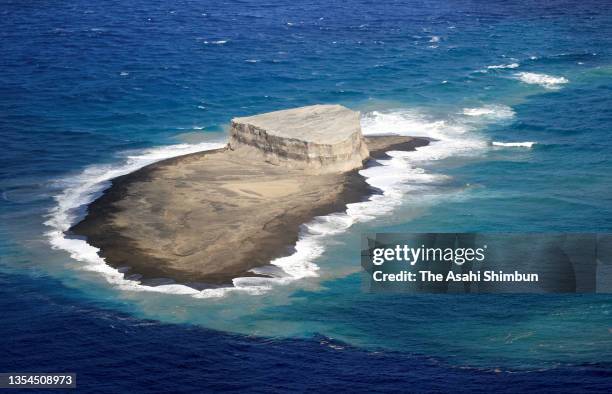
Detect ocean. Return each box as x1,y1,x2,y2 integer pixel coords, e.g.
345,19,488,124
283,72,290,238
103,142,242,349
1,0,611,391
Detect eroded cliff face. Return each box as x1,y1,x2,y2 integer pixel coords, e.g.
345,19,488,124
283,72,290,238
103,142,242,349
229,105,369,174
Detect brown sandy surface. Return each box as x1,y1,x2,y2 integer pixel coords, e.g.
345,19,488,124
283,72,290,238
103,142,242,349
71,135,429,287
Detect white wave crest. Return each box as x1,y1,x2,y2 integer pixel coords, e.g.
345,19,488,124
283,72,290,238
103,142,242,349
204,40,227,45
361,109,489,162
462,104,515,119
492,141,535,148
515,72,568,89
487,63,519,69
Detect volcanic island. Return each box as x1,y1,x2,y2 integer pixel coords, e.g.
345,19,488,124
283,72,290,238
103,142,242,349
71,104,429,288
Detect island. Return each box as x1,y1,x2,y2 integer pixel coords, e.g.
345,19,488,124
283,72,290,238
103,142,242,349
70,104,429,288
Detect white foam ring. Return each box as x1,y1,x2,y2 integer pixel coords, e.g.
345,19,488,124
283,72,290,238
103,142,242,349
46,108,500,299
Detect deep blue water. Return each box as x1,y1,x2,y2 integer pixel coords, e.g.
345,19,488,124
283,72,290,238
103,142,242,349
1,0,612,392
1,270,611,393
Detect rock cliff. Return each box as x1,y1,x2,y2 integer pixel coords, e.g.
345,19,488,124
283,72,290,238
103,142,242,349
229,104,369,173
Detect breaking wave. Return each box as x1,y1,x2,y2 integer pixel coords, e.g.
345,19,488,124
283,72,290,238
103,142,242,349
515,72,569,89
492,141,535,148
462,104,515,119
487,63,519,69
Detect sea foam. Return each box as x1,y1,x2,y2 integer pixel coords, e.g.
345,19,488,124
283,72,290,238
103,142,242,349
515,72,568,89
487,63,519,69
462,104,515,119
492,141,535,148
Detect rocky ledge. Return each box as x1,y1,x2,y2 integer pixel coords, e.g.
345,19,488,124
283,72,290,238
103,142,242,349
229,104,369,173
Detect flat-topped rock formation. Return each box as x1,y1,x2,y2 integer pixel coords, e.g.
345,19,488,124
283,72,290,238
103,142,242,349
71,105,430,287
230,104,369,173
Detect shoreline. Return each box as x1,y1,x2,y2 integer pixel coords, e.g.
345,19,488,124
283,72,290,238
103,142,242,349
70,136,430,289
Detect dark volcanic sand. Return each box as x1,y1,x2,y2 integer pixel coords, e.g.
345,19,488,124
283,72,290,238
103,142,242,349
70,136,429,288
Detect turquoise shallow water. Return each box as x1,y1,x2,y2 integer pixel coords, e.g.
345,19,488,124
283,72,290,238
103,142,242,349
1,0,611,386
